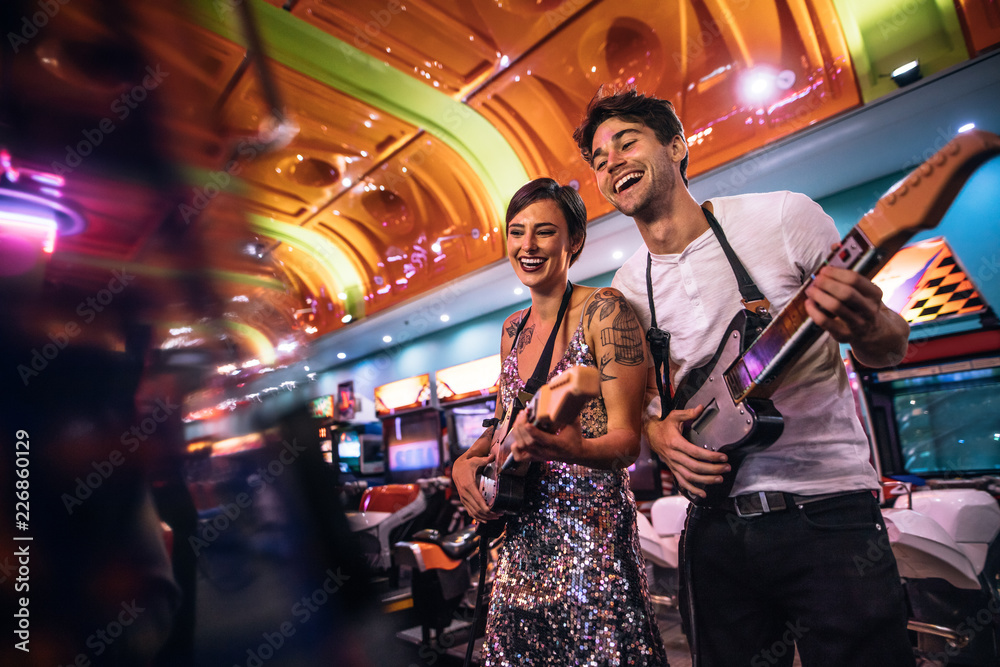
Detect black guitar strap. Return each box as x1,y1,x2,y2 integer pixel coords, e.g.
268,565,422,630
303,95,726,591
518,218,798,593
646,206,771,419
522,280,574,396
484,281,574,426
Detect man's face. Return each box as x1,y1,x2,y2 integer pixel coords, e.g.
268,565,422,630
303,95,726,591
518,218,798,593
589,117,684,219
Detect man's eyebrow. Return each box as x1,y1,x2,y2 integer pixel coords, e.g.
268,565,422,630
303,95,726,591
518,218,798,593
591,128,641,161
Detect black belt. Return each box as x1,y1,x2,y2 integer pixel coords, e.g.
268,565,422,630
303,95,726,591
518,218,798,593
721,490,860,518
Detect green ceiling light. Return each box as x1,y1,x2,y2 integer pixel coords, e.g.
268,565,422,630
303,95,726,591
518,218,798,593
249,212,365,311
224,319,277,366
187,0,528,221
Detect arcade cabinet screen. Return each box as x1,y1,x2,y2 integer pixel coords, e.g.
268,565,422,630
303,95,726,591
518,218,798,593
884,363,1000,475
310,395,334,419
385,410,441,482
339,431,362,459
451,403,494,452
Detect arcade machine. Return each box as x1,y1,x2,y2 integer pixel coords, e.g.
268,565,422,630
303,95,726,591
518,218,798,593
346,374,448,577
312,382,384,489
859,237,1000,485
854,237,1000,665
375,373,444,485
435,355,500,465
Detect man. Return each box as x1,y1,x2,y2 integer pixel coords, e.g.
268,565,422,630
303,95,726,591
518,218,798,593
573,87,914,666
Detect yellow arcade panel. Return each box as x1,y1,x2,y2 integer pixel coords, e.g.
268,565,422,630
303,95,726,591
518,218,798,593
872,237,987,325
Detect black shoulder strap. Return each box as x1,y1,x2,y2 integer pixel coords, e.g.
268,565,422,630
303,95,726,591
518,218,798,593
702,206,770,314
644,206,771,419
523,281,574,396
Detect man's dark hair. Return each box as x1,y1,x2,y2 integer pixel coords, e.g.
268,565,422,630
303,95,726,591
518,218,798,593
505,177,587,266
573,86,689,186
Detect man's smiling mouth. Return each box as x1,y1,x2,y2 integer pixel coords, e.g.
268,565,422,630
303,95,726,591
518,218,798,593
614,171,644,193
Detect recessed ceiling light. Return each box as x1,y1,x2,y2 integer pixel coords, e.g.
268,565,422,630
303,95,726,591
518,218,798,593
383,335,392,343
514,287,523,295
613,250,623,260
958,122,976,133
337,352,346,359
342,314,352,323
440,314,450,322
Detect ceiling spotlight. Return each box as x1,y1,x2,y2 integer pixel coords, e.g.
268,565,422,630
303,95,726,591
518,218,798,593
342,314,352,323
440,314,450,323
514,287,523,295
958,122,976,133
613,250,623,260
383,335,392,343
890,60,921,88
337,352,346,360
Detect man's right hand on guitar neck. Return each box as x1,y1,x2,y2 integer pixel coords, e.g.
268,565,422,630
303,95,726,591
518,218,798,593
645,404,731,499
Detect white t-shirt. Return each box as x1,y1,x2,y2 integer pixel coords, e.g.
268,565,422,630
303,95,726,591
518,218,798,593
612,191,878,496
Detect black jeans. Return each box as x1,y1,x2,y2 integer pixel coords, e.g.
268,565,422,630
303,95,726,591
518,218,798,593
681,491,915,667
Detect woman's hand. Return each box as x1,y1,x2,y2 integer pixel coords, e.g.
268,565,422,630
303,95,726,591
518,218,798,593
509,413,584,464
453,448,501,522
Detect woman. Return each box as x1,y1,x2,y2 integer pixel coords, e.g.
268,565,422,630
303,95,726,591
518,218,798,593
453,178,667,666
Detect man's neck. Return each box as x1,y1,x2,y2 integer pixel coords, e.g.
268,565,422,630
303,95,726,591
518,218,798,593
634,191,709,255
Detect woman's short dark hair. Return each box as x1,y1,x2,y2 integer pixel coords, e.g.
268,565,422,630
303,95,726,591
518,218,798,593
505,177,587,266
573,86,689,186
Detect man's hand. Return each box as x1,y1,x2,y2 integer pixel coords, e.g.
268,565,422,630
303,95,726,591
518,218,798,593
805,263,909,368
804,265,883,343
646,404,729,499
452,451,500,522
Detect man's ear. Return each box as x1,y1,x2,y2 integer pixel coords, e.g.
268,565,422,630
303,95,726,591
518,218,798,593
670,134,687,164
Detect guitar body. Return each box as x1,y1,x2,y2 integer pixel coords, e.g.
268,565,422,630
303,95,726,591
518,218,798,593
664,129,1000,506
673,310,784,504
477,366,601,516
477,402,532,515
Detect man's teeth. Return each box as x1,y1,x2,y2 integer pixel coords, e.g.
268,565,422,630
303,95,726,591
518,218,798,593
615,172,643,193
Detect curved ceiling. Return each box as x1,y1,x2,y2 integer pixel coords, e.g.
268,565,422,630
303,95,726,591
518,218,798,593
0,0,994,385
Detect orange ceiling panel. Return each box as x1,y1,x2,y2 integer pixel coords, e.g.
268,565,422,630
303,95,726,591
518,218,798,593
275,0,594,97
310,135,506,322
954,0,1000,56
216,58,422,225
469,0,861,216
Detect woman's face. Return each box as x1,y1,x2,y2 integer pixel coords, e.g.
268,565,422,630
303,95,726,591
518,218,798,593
506,199,580,291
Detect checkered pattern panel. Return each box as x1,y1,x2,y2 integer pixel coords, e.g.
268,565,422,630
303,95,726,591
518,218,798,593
900,251,985,323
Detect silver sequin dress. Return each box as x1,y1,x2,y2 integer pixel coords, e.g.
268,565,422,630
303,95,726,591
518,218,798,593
482,321,668,666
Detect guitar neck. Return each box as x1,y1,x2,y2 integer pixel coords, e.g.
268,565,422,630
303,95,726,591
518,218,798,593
529,366,601,432
725,129,1000,402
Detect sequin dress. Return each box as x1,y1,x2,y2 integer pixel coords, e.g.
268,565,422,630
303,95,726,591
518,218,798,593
482,319,668,666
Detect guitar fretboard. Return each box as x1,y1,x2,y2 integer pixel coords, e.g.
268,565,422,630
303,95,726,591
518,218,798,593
725,229,876,402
